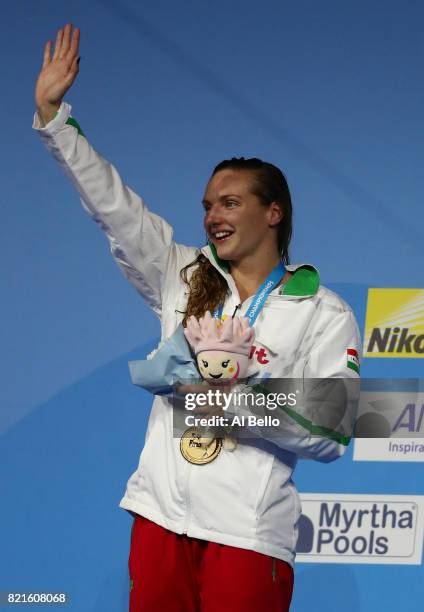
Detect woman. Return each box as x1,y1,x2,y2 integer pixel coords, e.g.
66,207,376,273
34,24,360,612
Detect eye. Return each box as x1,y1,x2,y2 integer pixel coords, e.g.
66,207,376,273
224,200,238,208
221,360,230,368
202,360,209,367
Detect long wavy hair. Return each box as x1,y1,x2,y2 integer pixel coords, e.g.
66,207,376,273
180,157,293,326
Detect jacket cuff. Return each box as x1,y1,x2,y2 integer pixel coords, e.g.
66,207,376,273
32,101,72,134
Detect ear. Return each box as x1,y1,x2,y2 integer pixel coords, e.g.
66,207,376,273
267,202,284,227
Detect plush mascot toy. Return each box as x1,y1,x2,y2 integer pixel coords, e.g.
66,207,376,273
128,310,256,452
183,311,255,450
184,311,254,383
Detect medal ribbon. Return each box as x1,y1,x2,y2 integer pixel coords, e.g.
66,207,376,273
213,261,285,326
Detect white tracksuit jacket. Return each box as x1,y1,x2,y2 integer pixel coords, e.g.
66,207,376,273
33,102,361,568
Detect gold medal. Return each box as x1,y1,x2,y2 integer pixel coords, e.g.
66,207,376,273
180,428,222,465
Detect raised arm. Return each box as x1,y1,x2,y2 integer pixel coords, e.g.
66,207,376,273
34,25,197,317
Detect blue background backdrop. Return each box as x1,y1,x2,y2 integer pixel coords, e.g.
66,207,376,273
1,0,423,609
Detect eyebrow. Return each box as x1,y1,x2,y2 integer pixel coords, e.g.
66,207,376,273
202,194,241,205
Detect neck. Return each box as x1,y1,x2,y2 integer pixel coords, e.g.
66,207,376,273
230,249,282,303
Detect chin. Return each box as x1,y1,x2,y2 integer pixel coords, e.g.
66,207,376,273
216,251,232,262
214,243,239,262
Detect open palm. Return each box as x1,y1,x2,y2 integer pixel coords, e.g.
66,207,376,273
35,24,80,120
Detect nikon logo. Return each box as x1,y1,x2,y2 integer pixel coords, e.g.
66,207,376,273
367,327,424,354
364,289,424,358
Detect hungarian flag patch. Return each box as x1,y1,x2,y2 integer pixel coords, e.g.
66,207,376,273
347,348,360,374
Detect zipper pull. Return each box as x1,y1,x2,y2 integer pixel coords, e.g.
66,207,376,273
232,304,241,318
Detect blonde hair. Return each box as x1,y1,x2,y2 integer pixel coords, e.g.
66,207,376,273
180,254,228,327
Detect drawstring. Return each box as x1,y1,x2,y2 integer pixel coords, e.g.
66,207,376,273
232,304,241,318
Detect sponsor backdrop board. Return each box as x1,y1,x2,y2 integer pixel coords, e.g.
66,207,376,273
293,285,424,611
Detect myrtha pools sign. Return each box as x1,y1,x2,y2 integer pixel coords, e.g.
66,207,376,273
296,494,424,565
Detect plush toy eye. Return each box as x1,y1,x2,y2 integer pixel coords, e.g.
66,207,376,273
221,360,230,368
202,360,209,367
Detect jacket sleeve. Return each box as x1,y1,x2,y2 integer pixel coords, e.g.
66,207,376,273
32,102,197,317
230,309,361,462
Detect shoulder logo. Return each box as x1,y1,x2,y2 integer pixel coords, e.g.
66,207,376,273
347,348,360,374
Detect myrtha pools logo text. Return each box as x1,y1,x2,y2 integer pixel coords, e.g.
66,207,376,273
296,494,424,565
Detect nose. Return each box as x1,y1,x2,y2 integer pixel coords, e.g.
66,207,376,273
204,203,223,227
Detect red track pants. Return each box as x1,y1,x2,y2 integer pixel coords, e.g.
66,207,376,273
129,514,294,612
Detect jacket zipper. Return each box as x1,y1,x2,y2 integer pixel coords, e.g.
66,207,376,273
272,557,276,582
183,301,241,532
183,462,193,533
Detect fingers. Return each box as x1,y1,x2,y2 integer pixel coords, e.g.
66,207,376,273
52,27,63,61
42,40,51,68
51,23,79,62
68,27,80,61
59,23,72,58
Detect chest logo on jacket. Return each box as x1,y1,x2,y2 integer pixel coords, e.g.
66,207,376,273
249,344,269,365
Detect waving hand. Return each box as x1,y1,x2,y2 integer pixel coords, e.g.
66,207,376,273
35,24,80,125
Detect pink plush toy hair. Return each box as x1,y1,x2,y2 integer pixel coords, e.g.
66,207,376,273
184,311,255,356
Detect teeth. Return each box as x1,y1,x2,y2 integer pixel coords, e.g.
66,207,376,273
215,231,232,238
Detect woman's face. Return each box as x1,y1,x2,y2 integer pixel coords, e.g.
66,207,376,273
202,169,282,263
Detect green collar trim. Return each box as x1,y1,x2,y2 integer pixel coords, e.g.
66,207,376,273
206,244,319,297
209,242,230,273
282,265,320,297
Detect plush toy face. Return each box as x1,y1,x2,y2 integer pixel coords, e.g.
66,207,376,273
197,350,248,381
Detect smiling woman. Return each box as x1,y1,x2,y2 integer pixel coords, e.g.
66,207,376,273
181,157,293,322
33,22,360,612
208,157,293,263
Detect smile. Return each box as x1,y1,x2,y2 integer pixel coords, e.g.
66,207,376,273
211,230,234,242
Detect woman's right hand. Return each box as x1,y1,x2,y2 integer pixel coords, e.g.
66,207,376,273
35,23,80,125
